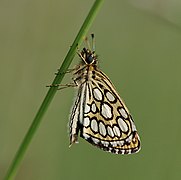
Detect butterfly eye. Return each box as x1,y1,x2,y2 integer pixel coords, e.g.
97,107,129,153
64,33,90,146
86,55,94,64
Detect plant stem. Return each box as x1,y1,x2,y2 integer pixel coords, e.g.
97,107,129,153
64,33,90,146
4,0,104,179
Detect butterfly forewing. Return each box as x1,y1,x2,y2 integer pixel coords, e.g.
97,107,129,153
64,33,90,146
69,37,140,154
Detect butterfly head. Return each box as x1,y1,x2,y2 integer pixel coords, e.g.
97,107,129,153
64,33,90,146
78,34,98,65
79,47,97,65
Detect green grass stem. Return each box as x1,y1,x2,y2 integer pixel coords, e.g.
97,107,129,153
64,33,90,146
4,0,104,179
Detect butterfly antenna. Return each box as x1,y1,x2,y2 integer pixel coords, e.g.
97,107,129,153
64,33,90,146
91,33,95,52
84,36,91,50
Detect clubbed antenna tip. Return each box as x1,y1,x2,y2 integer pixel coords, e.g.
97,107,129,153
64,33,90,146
91,33,95,52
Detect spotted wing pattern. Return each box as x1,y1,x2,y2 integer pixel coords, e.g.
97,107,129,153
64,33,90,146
69,66,141,154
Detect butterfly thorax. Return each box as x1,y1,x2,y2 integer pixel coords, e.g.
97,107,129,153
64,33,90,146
73,48,99,85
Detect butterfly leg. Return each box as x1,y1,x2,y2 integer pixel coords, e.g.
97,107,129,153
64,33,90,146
55,68,76,75
46,79,78,90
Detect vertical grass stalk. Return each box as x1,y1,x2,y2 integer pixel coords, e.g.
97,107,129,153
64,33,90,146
4,0,104,179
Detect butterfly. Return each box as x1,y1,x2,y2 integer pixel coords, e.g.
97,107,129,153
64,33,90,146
67,34,141,154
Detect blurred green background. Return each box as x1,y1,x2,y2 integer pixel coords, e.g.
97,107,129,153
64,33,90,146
1,0,181,179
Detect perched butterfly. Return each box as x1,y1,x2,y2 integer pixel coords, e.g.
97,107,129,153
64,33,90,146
68,34,141,154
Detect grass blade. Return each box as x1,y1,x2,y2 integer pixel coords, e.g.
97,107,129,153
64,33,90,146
4,0,104,179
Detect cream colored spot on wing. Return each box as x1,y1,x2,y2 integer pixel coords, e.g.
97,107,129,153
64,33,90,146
105,91,115,102
113,126,121,137
84,104,90,113
130,117,137,131
83,133,90,139
119,107,128,118
91,102,97,113
107,126,114,138
101,103,112,119
117,117,128,132
101,141,109,147
83,117,90,127
91,137,100,144
91,119,98,132
93,88,103,101
110,141,118,147
99,122,107,137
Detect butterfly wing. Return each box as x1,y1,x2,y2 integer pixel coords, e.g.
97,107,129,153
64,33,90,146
78,70,141,154
69,60,141,154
